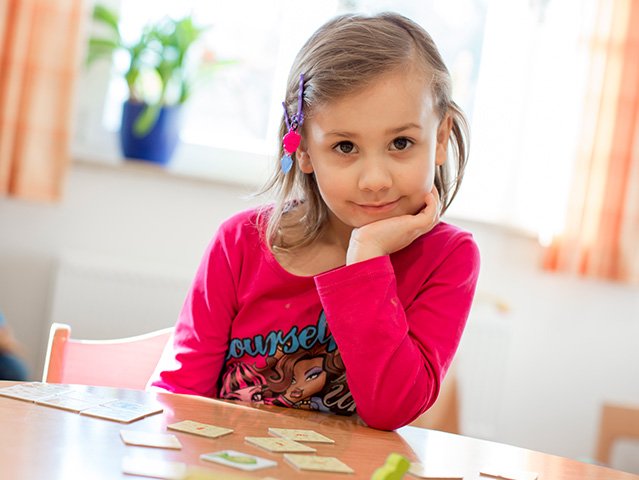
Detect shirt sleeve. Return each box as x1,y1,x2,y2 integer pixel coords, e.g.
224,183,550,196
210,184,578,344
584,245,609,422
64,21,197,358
147,229,238,397
314,235,480,430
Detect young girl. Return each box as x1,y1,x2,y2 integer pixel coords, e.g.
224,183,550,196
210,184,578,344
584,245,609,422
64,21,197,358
150,12,480,431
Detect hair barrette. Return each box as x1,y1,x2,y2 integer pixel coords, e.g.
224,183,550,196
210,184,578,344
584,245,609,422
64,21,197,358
280,74,305,174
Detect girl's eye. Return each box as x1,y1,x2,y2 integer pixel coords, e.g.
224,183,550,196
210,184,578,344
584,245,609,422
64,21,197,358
391,137,413,151
334,141,355,154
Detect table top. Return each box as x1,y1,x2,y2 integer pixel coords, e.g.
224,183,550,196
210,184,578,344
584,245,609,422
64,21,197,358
1,381,637,480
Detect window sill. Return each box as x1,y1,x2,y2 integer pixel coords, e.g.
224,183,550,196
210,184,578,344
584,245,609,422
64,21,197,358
72,137,274,190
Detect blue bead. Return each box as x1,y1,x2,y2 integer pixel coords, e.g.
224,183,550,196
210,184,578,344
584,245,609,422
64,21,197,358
281,154,293,174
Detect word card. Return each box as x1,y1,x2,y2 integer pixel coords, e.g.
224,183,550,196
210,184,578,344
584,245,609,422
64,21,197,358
0,383,73,402
120,430,182,449
81,399,163,423
121,457,187,479
245,436,317,453
200,450,277,472
167,420,233,439
283,454,354,474
36,392,116,413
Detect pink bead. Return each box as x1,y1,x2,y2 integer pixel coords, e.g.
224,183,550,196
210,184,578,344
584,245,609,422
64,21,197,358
282,130,301,153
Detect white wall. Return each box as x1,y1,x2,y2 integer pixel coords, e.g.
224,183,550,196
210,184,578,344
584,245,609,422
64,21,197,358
1,160,638,472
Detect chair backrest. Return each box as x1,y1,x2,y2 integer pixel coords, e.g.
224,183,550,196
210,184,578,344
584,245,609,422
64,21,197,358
409,366,460,434
595,402,639,465
42,322,173,390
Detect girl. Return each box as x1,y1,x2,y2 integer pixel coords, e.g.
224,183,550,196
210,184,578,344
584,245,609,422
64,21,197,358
149,12,480,431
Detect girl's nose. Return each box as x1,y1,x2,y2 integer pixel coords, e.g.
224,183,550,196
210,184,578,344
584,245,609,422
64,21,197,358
358,156,392,192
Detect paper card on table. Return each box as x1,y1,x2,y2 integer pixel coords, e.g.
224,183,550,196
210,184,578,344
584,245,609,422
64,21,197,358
0,383,73,402
245,436,316,453
200,450,277,471
283,454,354,474
104,400,163,415
121,457,187,479
167,420,233,439
36,392,117,412
185,467,257,480
268,428,334,444
81,400,163,423
480,470,538,480
409,463,464,479
120,430,182,449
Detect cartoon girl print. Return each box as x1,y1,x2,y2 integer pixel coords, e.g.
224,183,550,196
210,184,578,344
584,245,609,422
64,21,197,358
257,342,346,411
219,361,266,403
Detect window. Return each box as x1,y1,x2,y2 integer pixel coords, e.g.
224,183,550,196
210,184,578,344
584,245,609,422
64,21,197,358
76,1,601,239
447,0,597,240
73,0,488,186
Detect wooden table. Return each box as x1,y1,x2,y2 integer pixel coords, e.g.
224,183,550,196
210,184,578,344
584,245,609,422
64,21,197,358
1,381,637,480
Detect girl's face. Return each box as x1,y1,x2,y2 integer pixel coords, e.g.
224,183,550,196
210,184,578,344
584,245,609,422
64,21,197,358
297,67,451,243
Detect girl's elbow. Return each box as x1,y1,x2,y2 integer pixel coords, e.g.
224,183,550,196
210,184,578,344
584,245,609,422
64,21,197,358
358,408,411,431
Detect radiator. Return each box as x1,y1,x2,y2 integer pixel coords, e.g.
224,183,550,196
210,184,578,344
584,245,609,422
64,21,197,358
47,252,192,341
456,294,513,439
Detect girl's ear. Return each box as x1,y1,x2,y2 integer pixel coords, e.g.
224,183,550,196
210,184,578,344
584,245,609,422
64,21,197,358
296,143,314,174
435,113,453,166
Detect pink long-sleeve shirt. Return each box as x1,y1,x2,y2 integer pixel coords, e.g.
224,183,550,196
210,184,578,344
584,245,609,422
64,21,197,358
150,208,480,430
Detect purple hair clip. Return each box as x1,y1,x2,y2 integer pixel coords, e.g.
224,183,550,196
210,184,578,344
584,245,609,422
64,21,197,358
280,74,305,174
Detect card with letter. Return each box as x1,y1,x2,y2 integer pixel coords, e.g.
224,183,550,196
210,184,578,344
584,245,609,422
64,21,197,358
200,450,277,471
283,453,354,474
120,430,182,449
244,436,316,453
167,420,233,439
268,427,335,444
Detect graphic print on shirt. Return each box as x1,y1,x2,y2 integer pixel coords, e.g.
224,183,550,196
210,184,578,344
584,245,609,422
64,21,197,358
219,311,356,415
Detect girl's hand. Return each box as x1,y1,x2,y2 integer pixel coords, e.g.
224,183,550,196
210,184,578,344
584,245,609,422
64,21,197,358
346,187,441,265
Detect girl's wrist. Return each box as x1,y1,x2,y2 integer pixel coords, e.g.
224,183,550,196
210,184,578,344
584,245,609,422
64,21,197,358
346,230,386,265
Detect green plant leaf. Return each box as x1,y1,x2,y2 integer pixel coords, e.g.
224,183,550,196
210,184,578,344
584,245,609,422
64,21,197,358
92,4,120,36
133,103,162,137
86,37,119,64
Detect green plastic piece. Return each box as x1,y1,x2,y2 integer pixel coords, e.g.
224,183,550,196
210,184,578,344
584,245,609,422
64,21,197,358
371,453,411,480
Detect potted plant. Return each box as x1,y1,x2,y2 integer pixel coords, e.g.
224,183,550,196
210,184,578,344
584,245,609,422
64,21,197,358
87,4,209,165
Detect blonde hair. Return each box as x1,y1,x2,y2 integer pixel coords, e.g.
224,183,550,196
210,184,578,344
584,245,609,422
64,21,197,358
259,12,469,252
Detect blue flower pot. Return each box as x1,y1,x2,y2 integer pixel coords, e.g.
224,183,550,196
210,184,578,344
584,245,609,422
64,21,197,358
119,100,182,166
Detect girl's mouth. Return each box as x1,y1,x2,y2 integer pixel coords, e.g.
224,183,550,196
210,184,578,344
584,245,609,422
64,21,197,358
355,199,400,213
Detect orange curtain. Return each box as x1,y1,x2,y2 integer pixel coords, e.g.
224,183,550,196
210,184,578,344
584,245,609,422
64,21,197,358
0,0,85,201
543,0,639,283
